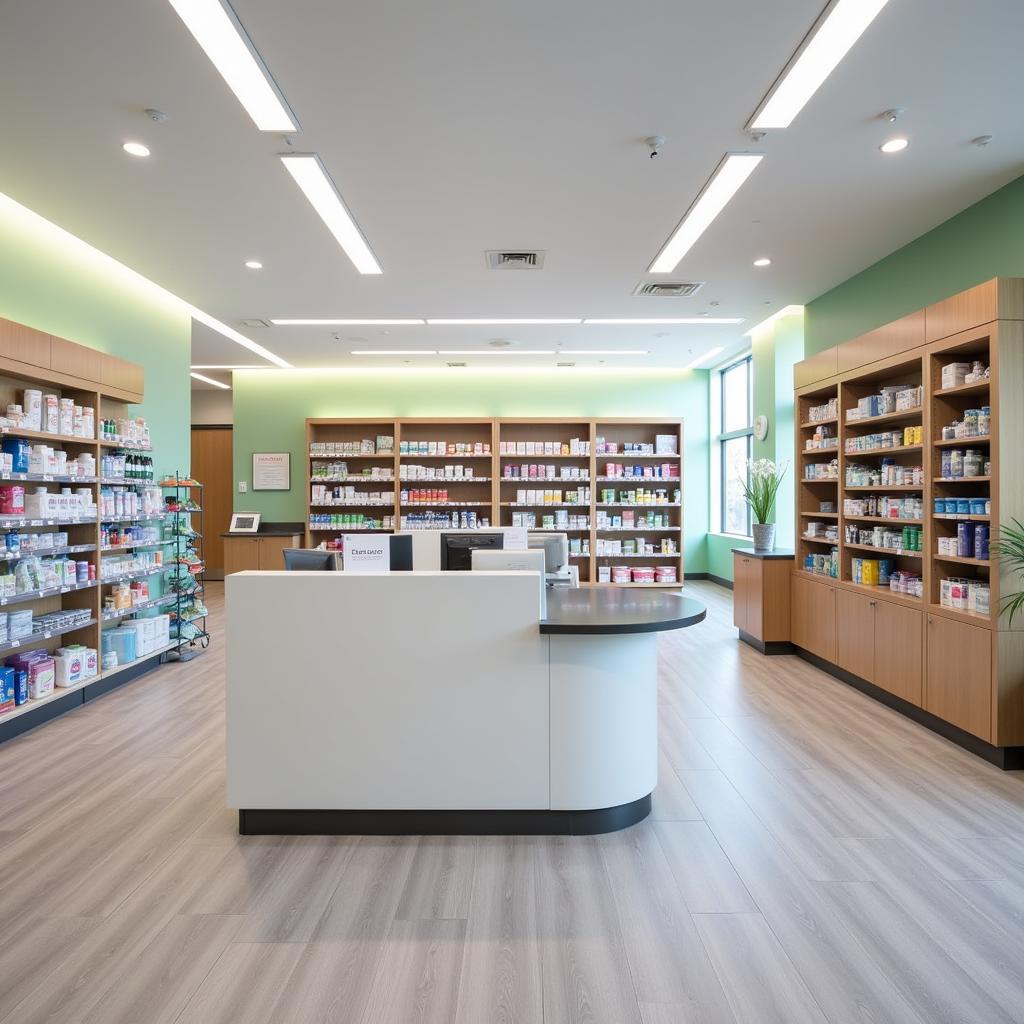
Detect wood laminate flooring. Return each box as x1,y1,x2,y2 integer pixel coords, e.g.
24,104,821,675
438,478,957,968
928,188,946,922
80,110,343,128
1,580,1023,1023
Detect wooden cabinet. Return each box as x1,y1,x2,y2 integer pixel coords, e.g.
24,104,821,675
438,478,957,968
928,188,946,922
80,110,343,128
791,574,836,662
834,591,923,706
874,601,923,706
926,614,993,741
733,552,792,646
224,534,302,574
836,590,875,681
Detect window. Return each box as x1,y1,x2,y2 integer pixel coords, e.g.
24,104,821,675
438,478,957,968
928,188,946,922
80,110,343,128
718,356,753,536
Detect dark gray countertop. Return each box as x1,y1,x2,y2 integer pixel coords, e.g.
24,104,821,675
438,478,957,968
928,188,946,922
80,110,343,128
222,522,305,539
732,547,796,560
540,588,706,635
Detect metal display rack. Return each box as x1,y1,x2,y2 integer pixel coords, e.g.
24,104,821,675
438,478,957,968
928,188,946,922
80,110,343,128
160,474,209,660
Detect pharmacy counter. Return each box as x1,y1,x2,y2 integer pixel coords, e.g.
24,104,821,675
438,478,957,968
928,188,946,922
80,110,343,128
226,571,704,835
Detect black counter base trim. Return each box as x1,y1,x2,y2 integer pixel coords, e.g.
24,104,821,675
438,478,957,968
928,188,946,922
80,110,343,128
239,794,652,836
738,630,795,656
797,649,1024,770
0,651,166,745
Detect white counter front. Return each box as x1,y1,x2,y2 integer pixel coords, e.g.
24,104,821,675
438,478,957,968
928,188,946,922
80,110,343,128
226,570,704,834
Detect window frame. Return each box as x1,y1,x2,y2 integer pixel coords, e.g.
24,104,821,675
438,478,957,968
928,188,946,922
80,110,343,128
717,355,754,537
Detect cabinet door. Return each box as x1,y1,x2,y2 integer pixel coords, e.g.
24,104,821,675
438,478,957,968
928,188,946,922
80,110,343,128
873,602,923,706
791,575,836,662
257,536,299,572
224,537,258,575
925,615,992,741
835,589,875,682
744,558,765,638
732,554,750,632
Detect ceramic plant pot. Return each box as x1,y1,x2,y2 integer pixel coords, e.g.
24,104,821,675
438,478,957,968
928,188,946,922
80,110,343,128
752,522,776,552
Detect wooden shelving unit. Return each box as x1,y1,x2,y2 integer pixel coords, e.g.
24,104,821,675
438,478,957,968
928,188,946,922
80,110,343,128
0,316,183,738
789,278,1024,758
305,417,684,587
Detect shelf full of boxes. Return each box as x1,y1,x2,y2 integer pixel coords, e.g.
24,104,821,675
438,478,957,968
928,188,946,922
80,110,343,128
305,417,684,586
0,353,185,730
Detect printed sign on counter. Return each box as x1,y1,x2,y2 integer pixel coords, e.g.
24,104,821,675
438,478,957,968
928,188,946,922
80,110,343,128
504,526,528,551
342,535,391,573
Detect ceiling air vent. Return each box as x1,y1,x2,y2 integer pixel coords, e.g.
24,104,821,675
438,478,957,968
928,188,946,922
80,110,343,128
239,318,273,328
486,250,545,270
557,362,576,368
446,361,468,368
632,281,704,297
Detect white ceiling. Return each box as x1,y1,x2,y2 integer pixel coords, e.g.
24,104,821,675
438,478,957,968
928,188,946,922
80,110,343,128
2,0,1023,385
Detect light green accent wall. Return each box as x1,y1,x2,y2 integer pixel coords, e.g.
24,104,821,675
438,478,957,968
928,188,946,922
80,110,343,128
706,533,736,583
805,174,1024,354
0,194,191,479
232,368,710,572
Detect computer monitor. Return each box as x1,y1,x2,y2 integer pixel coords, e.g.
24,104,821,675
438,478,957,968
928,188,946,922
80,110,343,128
282,548,338,571
527,531,569,573
439,532,504,571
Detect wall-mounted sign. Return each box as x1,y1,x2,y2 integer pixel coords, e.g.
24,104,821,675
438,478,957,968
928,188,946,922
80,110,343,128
252,452,290,491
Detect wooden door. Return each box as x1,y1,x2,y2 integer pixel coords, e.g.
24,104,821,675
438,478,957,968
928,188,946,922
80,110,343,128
874,602,923,706
791,575,836,662
732,553,750,632
835,589,875,682
925,614,992,741
191,426,233,579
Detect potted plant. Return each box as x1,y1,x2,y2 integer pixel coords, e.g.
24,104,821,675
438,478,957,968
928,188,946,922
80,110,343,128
740,458,787,552
991,518,1024,624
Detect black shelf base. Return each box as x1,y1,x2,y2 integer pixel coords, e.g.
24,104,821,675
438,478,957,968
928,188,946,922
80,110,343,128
797,649,1024,770
738,629,795,656
239,793,652,836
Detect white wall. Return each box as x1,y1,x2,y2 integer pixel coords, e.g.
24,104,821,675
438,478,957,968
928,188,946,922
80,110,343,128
191,388,233,425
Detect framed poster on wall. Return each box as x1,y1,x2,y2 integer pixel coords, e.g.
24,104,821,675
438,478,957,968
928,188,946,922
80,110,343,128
252,452,291,491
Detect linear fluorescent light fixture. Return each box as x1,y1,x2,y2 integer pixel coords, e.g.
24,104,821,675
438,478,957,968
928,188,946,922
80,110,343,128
166,0,298,131
426,318,581,326
351,350,437,356
437,350,556,356
559,350,649,355
584,317,743,326
272,318,423,326
190,371,231,389
191,364,269,369
682,346,725,371
280,154,382,275
649,154,763,274
750,0,890,130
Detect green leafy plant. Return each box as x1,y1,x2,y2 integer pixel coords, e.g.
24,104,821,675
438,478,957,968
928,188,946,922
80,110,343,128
991,518,1024,625
740,458,788,525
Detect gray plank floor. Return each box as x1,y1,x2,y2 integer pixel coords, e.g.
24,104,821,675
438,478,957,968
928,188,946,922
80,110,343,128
1,580,1022,1023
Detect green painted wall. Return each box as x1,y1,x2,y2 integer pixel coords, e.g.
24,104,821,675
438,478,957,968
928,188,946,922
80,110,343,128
805,174,1024,354
706,533,736,583
232,368,710,572
0,194,191,479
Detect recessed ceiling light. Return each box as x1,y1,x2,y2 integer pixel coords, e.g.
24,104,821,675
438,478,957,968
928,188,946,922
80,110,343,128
649,154,763,273
437,350,556,355
351,350,436,356
750,0,890,130
880,137,909,153
558,350,649,355
166,0,298,131
271,318,423,326
753,257,772,267
682,346,725,370
426,319,581,326
280,154,382,275
191,364,267,369
583,317,743,326
190,371,231,389
122,142,150,157
244,260,263,269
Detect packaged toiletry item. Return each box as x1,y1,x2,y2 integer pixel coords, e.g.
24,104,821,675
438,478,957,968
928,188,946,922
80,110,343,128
44,394,59,434
13,669,27,705
1,438,29,474
0,485,25,515
22,390,42,431
0,667,14,715
58,398,74,436
54,649,83,687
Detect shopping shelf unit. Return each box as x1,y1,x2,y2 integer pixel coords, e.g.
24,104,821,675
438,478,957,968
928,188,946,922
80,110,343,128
790,278,1024,761
306,417,684,586
161,475,209,659
0,316,185,740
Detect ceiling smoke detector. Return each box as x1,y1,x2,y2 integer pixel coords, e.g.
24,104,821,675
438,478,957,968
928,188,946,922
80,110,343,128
633,281,704,298
485,250,545,270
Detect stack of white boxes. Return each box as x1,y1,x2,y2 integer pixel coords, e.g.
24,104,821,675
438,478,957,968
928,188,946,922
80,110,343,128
122,614,171,658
